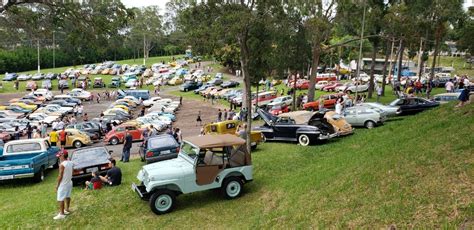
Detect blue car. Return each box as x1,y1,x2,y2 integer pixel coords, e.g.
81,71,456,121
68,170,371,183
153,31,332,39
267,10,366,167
148,111,176,121
7,106,31,114
139,134,180,163
3,73,18,81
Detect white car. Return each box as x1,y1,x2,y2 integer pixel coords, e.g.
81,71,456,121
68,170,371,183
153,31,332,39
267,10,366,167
44,104,73,114
30,89,53,101
144,114,172,126
315,81,330,90
143,97,162,107
18,74,32,81
355,102,400,117
148,104,175,114
267,96,293,107
68,88,92,101
132,134,253,214
136,117,167,131
123,96,141,105
28,113,59,126
341,107,386,129
336,83,369,93
125,79,138,88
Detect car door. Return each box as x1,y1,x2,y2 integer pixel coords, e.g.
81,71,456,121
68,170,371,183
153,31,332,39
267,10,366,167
274,117,298,139
126,126,141,140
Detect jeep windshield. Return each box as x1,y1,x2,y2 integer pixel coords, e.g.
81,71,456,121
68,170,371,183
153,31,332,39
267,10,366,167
180,142,199,160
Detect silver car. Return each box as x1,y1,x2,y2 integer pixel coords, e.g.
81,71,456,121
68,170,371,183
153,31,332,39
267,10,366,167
341,107,386,129
355,102,400,117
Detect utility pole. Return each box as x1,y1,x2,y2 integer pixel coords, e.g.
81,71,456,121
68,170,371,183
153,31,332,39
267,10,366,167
37,39,40,74
143,34,146,66
52,30,56,69
417,38,423,80
387,38,395,82
355,0,366,104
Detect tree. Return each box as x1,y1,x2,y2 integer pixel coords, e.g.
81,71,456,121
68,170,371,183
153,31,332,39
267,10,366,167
129,6,164,65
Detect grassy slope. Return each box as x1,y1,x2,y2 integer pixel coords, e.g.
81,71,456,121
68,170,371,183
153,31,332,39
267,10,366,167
0,103,472,228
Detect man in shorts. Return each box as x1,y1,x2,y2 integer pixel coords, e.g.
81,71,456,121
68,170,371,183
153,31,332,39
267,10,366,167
99,159,122,186
59,127,67,148
54,149,73,220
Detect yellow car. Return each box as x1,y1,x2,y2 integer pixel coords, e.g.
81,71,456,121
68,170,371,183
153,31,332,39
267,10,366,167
0,106,6,110
203,120,264,150
168,76,183,86
109,104,129,112
116,99,137,107
10,102,37,111
64,128,93,148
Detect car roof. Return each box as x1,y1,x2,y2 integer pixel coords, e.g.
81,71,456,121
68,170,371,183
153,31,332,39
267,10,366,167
185,134,245,148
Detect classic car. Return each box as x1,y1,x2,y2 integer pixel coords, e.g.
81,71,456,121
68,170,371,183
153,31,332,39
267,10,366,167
68,88,92,101
28,113,59,127
31,73,45,80
341,107,386,129
64,128,93,148
0,139,59,182
135,117,168,131
302,93,345,111
26,81,37,91
168,76,184,86
322,82,345,92
336,83,369,93
71,147,112,182
125,79,138,88
132,134,253,214
109,77,121,88
41,79,52,90
143,97,162,107
355,102,401,117
49,99,77,108
267,96,293,107
323,111,353,136
104,124,144,145
10,102,37,111
389,97,440,115
295,80,310,90
194,84,212,94
315,80,330,90
203,120,264,150
268,104,290,115
179,81,202,92
18,74,32,81
31,89,53,101
207,78,223,86
139,134,180,163
3,73,18,81
93,77,106,88
4,106,32,114
45,73,58,80
44,104,73,114
433,93,461,104
254,109,337,146
0,110,24,119
219,81,237,89
53,95,82,105
66,121,104,140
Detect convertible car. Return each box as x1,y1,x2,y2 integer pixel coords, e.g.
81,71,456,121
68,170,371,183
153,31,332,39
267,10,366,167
253,109,338,146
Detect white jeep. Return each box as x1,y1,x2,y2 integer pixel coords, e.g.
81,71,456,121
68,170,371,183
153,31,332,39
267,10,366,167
132,134,253,215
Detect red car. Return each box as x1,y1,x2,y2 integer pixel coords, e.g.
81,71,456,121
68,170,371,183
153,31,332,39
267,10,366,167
269,105,290,115
316,74,337,82
322,82,344,92
296,80,310,90
302,93,346,111
0,132,11,142
104,124,144,145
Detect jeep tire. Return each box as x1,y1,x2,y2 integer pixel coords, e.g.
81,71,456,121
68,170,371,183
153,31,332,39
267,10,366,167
149,189,176,215
222,176,243,199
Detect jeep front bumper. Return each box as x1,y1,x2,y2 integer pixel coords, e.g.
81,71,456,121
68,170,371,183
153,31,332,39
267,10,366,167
131,183,151,200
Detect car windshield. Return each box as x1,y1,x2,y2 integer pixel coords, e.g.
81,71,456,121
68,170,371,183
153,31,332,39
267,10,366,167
6,142,42,154
71,147,110,169
148,136,177,149
180,142,199,160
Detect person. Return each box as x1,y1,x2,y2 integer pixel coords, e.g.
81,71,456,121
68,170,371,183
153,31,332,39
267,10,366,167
176,128,182,143
84,171,102,190
77,105,83,118
445,80,454,93
32,128,41,138
96,93,101,104
318,96,325,112
217,109,222,122
50,129,59,146
99,159,122,186
54,150,73,220
140,107,145,117
26,122,32,139
456,86,470,107
237,124,247,140
223,109,227,121
199,127,205,136
376,85,383,102
59,128,67,148
14,126,20,140
121,130,132,162
196,111,202,126
335,98,343,115
41,122,47,138
70,116,76,124
83,113,88,122
179,96,183,105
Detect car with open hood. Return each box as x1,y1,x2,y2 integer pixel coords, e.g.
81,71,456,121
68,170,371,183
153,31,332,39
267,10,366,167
132,134,253,214
323,111,354,136
254,109,338,146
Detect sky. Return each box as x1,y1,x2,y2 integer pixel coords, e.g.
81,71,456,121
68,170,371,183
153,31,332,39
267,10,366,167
120,0,169,11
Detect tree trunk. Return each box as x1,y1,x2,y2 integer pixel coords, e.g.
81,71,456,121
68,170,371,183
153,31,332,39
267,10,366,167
381,39,391,96
397,39,404,82
368,40,378,98
307,46,320,102
238,34,252,154
430,24,443,81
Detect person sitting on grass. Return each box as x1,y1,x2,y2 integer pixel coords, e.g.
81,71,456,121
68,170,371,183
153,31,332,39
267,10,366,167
85,171,103,190
99,159,122,186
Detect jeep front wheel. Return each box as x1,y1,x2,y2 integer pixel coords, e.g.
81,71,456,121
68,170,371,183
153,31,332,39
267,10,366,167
222,177,243,199
149,189,176,215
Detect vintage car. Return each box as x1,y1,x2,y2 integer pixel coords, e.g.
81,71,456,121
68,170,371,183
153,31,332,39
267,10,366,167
71,147,112,182
125,79,138,88
28,113,60,127
341,107,386,129
315,80,330,90
10,102,37,111
132,134,253,214
18,74,32,81
323,111,354,136
26,81,37,91
221,80,240,88
31,73,45,80
3,73,18,81
203,120,264,150
93,77,106,88
267,96,293,107
389,97,439,115
66,121,104,140
168,76,184,86
254,109,338,146
139,134,180,163
143,97,162,107
433,93,461,104
68,88,92,101
355,102,401,117
322,82,345,92
302,93,345,111
336,83,369,93
104,124,144,145
179,81,202,92
64,128,93,148
109,77,121,88
0,139,59,182
268,104,290,115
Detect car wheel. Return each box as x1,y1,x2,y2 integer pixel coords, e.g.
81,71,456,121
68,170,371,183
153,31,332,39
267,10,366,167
184,88,188,92
73,140,83,148
33,166,45,183
149,189,176,215
298,134,311,146
346,90,352,94
110,137,119,145
222,176,243,199
365,121,375,129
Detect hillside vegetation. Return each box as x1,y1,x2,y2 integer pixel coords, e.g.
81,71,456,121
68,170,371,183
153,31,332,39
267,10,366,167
0,103,472,228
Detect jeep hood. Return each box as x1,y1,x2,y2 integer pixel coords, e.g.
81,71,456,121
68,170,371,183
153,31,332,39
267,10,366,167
141,156,192,181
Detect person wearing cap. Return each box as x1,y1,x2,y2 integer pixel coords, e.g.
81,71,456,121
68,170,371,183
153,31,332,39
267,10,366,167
54,149,73,220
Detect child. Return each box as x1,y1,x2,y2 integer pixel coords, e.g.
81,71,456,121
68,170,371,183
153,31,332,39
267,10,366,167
85,171,102,190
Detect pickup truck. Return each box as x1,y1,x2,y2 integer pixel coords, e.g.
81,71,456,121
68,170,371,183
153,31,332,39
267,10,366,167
0,139,60,182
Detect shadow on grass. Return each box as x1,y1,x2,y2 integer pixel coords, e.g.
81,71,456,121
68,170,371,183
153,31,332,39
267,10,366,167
0,168,56,188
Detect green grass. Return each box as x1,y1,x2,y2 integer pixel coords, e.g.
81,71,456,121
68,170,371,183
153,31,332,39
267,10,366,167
0,102,472,228
427,56,474,76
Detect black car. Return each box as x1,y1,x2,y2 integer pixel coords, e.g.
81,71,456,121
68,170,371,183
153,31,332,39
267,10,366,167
221,80,240,88
63,97,82,105
180,81,202,92
67,121,104,140
389,97,439,115
49,99,77,108
70,147,112,182
254,109,337,146
194,84,212,94
139,134,180,163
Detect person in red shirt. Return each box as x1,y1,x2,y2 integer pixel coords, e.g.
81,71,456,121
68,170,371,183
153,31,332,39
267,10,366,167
59,128,67,148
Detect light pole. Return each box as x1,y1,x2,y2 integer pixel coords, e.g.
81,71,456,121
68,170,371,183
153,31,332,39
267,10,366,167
355,0,367,104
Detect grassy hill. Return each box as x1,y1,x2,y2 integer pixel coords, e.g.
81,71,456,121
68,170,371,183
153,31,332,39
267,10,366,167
0,103,472,228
